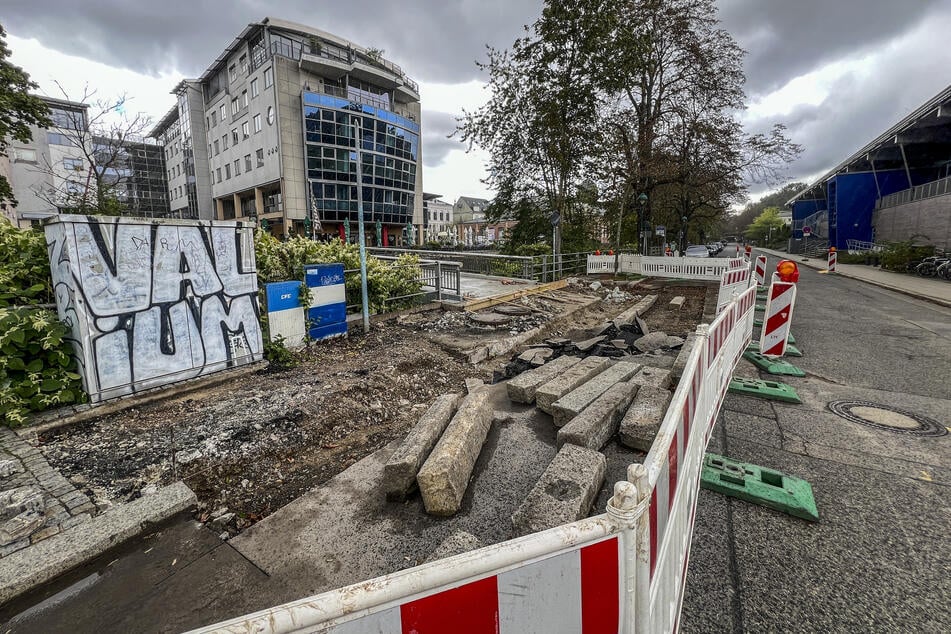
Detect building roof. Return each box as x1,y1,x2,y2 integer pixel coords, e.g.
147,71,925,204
455,196,491,207
36,95,88,111
149,105,180,138
787,83,951,206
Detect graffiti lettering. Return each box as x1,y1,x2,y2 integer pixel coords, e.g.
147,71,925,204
45,216,263,403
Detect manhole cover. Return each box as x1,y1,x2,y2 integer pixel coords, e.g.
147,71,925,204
827,400,947,437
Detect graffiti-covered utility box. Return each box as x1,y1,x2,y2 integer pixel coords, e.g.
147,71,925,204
44,215,263,403
264,263,347,347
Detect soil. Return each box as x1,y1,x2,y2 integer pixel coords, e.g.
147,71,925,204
34,278,699,536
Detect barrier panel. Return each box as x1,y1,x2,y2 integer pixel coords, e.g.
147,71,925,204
753,256,767,286
637,256,740,281
715,266,752,315
194,282,758,634
588,254,617,275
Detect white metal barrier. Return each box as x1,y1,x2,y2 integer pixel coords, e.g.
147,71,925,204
587,254,747,281
193,284,758,634
715,265,753,315
588,254,617,275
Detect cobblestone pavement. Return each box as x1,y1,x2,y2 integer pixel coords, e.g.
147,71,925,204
0,429,98,558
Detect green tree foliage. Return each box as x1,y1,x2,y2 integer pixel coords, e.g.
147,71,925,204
0,219,86,426
745,206,786,244
0,24,52,205
461,0,801,253
254,233,423,314
724,182,805,236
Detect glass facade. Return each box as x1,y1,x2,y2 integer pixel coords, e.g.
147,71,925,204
303,91,419,226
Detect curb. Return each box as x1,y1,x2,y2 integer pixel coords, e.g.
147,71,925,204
0,481,197,605
758,249,951,310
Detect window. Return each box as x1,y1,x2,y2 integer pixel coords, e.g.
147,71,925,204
232,128,239,145
13,148,37,163
233,159,240,176
220,104,226,121
211,111,217,127
242,121,250,138
245,154,252,171
222,134,228,150
229,64,236,81
241,90,248,108
231,98,239,115
250,78,259,98
253,114,262,133
213,140,220,155
264,67,273,88
216,167,222,182
225,164,231,179
256,148,264,167
239,54,247,76
208,143,212,157
266,106,274,125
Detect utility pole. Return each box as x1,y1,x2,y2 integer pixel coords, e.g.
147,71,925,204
353,116,370,334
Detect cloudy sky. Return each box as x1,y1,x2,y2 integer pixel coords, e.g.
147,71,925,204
5,0,951,204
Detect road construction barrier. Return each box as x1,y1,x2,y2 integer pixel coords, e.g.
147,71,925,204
194,285,759,634
754,256,767,287
828,248,837,272
587,254,617,275
716,266,752,315
759,279,797,357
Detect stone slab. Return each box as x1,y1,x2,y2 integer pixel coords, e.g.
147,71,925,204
550,363,640,427
628,366,672,390
670,296,686,307
511,444,606,536
619,386,673,451
671,333,698,383
557,381,640,451
506,355,583,404
383,393,464,502
417,389,494,516
611,295,658,326
423,530,483,564
536,356,613,414
0,481,196,605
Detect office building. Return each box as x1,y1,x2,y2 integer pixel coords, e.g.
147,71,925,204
150,80,214,219
92,135,170,218
175,17,423,243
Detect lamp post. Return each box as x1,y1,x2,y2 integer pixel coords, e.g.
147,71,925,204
636,193,648,254
681,215,688,254
352,116,370,334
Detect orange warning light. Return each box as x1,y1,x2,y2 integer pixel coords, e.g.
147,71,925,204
776,259,800,283
829,247,837,252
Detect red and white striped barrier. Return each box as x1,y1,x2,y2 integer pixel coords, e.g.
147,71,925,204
828,249,837,272
716,265,751,315
754,255,767,287
759,279,797,357
744,245,752,262
195,287,760,634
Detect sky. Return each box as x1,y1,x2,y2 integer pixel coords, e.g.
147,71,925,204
5,0,951,205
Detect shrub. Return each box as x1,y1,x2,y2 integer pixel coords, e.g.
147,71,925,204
878,239,934,272
0,307,86,426
0,219,53,307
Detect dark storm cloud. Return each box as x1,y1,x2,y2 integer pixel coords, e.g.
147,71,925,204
718,0,948,97
2,0,543,83
421,110,465,167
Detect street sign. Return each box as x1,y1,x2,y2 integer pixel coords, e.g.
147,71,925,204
655,225,666,236
550,212,560,227
802,225,812,237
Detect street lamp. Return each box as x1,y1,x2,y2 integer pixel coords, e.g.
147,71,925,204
351,116,370,334
637,193,648,254
681,215,688,254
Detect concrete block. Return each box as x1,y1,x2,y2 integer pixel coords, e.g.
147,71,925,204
424,530,483,563
628,366,672,390
511,444,606,536
619,386,673,451
536,356,612,414
611,295,658,326
417,389,494,516
557,381,640,450
670,296,685,308
383,393,464,502
506,355,582,404
671,333,698,383
0,481,196,604
550,363,640,427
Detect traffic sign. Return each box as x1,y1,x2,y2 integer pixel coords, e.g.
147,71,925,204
802,225,812,236
550,212,560,227
655,225,666,236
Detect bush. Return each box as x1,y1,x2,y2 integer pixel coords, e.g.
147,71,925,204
0,219,53,307
263,334,298,370
878,239,935,272
254,234,423,314
0,308,86,426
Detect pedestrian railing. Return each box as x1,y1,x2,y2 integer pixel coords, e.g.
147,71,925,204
190,277,759,634
344,258,462,314
876,175,951,210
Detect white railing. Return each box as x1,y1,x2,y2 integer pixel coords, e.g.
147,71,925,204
193,283,759,634
845,239,885,254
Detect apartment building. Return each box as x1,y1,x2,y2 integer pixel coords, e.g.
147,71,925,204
423,193,453,242
184,17,423,243
452,196,490,223
150,80,213,219
92,135,169,218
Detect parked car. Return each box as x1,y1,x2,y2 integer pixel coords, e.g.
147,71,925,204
706,243,722,255
685,245,710,258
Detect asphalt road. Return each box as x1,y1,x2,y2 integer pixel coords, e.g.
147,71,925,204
680,251,951,633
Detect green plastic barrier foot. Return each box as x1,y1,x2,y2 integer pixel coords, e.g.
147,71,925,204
701,453,819,522
743,351,806,377
746,341,802,357
753,318,763,327
755,303,766,311
786,333,796,344
728,377,802,403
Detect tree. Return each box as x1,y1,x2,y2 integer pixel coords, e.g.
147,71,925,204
724,181,805,236
31,83,153,216
0,24,52,205
745,206,786,244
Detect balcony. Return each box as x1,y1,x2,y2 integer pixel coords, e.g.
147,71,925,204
300,50,350,80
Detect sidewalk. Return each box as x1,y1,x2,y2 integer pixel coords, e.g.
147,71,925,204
757,247,951,308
